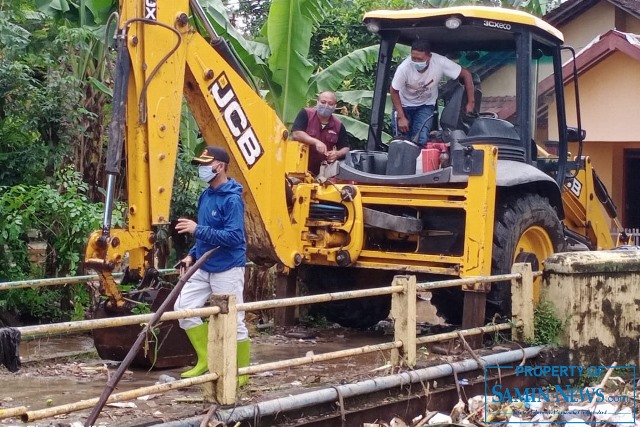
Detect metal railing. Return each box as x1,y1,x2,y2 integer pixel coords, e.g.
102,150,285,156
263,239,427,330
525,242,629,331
0,264,539,423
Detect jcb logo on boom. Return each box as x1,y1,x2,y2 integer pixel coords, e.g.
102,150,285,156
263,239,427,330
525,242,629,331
566,177,582,197
210,73,263,168
145,0,157,20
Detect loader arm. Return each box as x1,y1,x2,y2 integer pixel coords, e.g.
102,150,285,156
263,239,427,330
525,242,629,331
85,0,308,306
561,157,616,250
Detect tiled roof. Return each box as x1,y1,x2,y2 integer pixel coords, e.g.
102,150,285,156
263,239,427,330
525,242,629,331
480,96,516,120
545,0,640,27
553,30,640,85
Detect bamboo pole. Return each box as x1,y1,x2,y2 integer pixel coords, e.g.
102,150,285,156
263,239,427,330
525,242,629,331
18,276,516,339
0,406,28,420
18,306,221,338
238,323,518,377
84,247,218,427
239,341,403,375
415,271,541,291
0,269,177,291
21,322,523,422
239,285,403,311
415,322,518,345
22,373,218,422
391,275,416,368
237,271,541,312
19,271,532,338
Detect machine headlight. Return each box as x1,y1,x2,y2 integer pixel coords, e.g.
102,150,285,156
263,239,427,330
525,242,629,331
445,16,461,30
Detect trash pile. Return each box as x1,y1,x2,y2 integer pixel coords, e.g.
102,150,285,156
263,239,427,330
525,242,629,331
365,379,636,427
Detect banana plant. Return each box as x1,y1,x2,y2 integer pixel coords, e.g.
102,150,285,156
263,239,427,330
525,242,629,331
201,0,331,125
201,0,390,135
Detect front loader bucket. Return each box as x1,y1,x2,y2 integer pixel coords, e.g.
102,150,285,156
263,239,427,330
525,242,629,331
92,287,195,369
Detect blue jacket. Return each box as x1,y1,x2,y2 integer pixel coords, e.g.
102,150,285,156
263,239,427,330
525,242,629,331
188,178,246,272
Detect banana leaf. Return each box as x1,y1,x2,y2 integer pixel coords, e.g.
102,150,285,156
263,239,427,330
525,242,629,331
199,0,273,92
266,0,330,125
309,44,410,96
337,114,392,146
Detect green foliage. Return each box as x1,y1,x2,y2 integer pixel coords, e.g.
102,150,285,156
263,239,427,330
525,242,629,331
171,146,203,223
266,0,330,124
0,168,124,322
234,0,270,37
0,4,95,187
131,303,151,315
2,287,65,323
173,102,205,221
35,0,116,26
0,167,124,278
0,167,124,280
223,0,559,135
531,301,564,345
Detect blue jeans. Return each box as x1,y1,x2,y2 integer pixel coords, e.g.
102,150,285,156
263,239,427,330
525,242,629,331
392,104,435,147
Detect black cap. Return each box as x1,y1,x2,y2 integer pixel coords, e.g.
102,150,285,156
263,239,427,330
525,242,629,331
191,146,230,165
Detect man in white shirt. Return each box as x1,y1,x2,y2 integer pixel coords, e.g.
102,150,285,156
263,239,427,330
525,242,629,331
390,39,476,146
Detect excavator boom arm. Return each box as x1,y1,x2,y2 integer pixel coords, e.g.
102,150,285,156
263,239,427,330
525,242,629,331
86,0,307,303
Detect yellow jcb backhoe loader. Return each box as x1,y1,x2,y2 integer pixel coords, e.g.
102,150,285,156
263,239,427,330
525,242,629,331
85,1,619,366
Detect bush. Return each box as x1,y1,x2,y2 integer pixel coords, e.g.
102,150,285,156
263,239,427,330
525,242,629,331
0,167,125,323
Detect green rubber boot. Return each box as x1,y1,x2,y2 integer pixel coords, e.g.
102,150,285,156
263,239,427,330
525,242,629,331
237,338,251,387
181,323,209,378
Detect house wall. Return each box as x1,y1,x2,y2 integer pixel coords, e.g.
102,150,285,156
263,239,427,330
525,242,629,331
568,141,614,199
481,64,516,97
560,1,616,51
568,52,640,142
480,2,640,97
626,15,640,33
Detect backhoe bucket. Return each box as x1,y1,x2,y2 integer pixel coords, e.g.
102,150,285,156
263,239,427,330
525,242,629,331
92,287,195,369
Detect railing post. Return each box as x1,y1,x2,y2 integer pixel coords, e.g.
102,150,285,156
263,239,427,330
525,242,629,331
390,275,416,368
510,263,534,342
203,294,237,405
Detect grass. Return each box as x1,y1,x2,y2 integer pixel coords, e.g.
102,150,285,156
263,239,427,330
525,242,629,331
530,301,564,345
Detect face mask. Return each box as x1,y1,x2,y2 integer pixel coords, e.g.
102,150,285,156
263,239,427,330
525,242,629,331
316,103,336,118
198,165,218,183
412,60,429,71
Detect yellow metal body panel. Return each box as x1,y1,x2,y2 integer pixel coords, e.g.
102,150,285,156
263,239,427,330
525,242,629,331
350,146,498,278
363,6,563,42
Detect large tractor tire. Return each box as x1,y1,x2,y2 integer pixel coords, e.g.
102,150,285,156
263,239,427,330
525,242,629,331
299,266,394,329
432,193,565,324
488,193,565,320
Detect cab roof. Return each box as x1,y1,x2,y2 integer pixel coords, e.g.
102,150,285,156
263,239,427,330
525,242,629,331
363,6,564,51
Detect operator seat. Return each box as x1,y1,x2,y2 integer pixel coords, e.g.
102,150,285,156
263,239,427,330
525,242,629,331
438,73,482,133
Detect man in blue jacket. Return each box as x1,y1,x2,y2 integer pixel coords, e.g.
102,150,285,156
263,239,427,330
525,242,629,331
174,146,249,384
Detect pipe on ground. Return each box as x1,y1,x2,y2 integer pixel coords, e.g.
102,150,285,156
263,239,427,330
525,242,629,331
155,346,543,427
